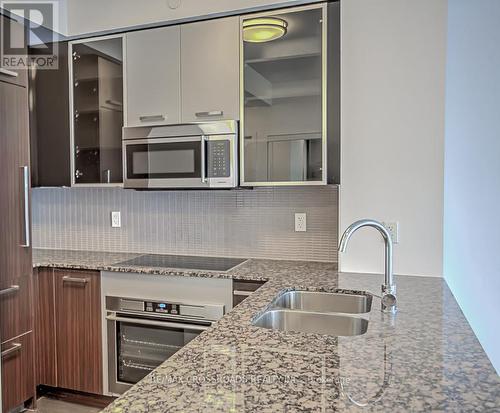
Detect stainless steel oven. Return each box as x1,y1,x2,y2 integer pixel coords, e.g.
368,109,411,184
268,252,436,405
105,296,224,394
122,121,238,189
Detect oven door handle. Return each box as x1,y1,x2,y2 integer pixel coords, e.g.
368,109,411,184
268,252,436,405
106,314,211,332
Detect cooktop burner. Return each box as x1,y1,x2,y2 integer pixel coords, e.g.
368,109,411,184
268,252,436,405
115,254,247,272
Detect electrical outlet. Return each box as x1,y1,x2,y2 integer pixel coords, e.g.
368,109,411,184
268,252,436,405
382,221,399,244
111,211,121,228
295,213,307,232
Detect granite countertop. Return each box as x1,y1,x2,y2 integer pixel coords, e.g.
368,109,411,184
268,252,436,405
33,249,500,412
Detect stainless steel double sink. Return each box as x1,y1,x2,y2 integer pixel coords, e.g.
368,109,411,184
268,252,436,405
252,290,372,337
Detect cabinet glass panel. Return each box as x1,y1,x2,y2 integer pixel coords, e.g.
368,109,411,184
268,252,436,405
71,37,123,184
242,7,325,184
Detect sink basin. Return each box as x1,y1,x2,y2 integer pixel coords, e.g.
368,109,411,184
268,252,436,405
272,290,372,314
252,309,368,336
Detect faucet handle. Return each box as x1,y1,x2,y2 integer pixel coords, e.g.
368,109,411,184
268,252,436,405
381,284,397,313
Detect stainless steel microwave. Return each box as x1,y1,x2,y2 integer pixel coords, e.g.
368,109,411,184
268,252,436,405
122,121,238,189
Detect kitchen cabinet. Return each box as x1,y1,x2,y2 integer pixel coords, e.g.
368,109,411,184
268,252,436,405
0,81,32,285
125,26,181,126
70,36,124,185
240,3,340,186
0,20,34,411
55,269,102,394
29,42,72,187
35,268,103,394
1,333,35,413
181,16,240,123
0,15,28,88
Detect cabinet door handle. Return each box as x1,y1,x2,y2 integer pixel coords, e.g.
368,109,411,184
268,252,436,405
139,115,165,122
1,343,22,358
62,276,89,285
0,285,20,297
195,111,223,118
20,166,30,248
105,99,123,107
0,67,18,77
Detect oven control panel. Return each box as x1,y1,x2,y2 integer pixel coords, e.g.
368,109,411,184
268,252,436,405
145,301,181,315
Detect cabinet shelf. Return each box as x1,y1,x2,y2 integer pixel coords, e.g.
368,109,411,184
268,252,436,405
245,79,321,106
245,51,321,66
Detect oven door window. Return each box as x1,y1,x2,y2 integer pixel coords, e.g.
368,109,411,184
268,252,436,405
117,321,201,385
125,140,201,180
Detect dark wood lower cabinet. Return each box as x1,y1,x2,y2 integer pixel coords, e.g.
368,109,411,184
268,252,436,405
1,332,35,413
35,268,103,395
0,80,32,287
0,17,34,413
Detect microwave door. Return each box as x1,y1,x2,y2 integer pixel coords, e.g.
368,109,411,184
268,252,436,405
124,137,209,188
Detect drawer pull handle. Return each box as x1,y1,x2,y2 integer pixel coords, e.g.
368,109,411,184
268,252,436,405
0,67,19,77
62,276,89,285
233,290,253,297
139,115,165,122
0,285,20,297
1,343,22,358
195,111,223,118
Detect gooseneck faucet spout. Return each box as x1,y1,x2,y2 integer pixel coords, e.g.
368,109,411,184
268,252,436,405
338,219,397,314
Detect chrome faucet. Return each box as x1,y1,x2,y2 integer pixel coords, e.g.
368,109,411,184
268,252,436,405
338,219,397,314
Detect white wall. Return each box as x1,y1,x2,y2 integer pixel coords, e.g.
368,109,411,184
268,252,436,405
339,0,448,277
64,0,320,37
444,0,500,375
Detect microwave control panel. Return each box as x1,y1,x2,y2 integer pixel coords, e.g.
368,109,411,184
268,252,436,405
207,140,230,178
145,301,181,315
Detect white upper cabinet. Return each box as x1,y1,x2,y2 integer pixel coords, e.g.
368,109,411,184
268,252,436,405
125,26,181,126
240,5,331,186
180,17,240,123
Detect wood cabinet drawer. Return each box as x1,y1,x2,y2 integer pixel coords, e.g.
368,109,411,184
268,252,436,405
1,332,35,413
0,275,33,343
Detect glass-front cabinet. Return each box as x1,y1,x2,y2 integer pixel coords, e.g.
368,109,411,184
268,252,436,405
240,4,327,186
70,36,124,185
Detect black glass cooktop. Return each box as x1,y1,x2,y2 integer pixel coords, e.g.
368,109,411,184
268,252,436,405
115,254,247,272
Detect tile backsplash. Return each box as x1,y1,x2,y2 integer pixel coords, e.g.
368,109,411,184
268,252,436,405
32,186,338,262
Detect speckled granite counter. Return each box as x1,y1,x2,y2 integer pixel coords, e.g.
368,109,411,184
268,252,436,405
33,249,500,412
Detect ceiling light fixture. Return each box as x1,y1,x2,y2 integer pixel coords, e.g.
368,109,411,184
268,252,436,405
243,17,288,43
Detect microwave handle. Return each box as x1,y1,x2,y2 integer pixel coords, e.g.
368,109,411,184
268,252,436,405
106,314,210,332
201,135,207,183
